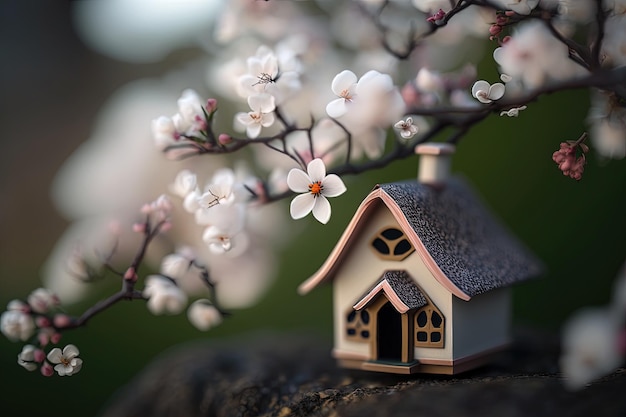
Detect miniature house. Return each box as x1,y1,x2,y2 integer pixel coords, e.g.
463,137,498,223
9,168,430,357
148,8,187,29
298,143,543,375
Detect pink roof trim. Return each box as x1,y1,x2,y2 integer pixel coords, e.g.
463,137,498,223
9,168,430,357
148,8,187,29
353,280,410,313
297,188,471,301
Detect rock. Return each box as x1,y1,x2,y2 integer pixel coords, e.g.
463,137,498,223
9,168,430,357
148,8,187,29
100,328,626,417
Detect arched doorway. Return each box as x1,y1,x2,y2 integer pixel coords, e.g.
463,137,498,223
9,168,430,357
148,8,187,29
377,301,403,361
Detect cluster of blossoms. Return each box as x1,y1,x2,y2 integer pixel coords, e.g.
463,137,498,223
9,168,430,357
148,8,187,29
552,135,589,180
1,288,82,376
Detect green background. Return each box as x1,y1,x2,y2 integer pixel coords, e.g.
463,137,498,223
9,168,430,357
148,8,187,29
1,2,625,417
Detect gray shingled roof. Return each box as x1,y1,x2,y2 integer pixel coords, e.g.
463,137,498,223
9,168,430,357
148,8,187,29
379,177,543,298
380,270,428,309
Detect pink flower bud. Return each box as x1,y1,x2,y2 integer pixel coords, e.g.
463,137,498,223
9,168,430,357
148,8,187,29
496,15,508,25
34,349,46,363
50,333,62,344
35,317,51,328
489,24,502,36
160,221,172,232
53,314,71,328
206,98,218,113
218,133,232,145
124,267,138,282
132,223,146,233
38,332,49,347
505,10,515,16
41,362,54,377
501,36,511,44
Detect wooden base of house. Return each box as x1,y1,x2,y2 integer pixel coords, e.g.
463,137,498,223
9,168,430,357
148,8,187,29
334,344,508,375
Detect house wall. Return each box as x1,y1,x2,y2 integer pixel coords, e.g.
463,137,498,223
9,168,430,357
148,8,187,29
450,287,511,359
332,202,454,362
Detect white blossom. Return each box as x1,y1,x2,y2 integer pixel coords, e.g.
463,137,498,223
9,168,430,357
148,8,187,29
493,21,585,90
170,169,198,198
1,310,35,342
198,168,242,208
471,80,505,104
490,0,538,15
27,288,59,314
143,275,188,315
187,300,223,331
17,345,38,371
287,158,347,224
160,252,193,280
500,105,527,117
235,93,276,139
326,70,358,118
394,117,419,139
560,308,622,390
47,344,83,377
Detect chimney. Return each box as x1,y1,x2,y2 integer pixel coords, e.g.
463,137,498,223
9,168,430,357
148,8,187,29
415,142,456,186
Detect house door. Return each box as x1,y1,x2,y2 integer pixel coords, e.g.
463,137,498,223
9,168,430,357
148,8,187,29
377,301,403,361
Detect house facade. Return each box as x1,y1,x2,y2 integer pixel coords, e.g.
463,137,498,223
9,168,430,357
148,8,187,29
298,144,542,375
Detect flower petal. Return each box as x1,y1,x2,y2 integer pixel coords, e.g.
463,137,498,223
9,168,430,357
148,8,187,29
331,70,357,95
471,80,490,98
321,174,346,197
312,196,331,224
248,93,275,113
261,112,275,128
46,348,63,364
287,168,312,193
306,158,326,183
246,123,262,139
290,193,315,220
326,98,348,118
488,83,505,100
63,344,80,359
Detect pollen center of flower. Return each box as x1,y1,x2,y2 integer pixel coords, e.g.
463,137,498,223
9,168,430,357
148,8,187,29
339,89,353,101
250,112,262,121
309,181,323,196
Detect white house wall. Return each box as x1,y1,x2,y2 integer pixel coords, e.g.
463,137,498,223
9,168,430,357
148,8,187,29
451,287,511,359
332,202,454,361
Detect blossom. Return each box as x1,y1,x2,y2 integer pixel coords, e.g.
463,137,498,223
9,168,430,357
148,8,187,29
560,308,622,389
500,105,527,117
235,93,276,138
394,117,419,139
143,275,188,315
187,300,223,331
202,225,249,256
326,70,358,118
198,168,242,208
17,345,39,371
237,45,302,103
490,0,539,15
27,288,59,314
471,80,505,104
1,310,35,342
47,344,83,376
493,21,584,89
170,170,197,198
287,158,347,224
160,250,194,280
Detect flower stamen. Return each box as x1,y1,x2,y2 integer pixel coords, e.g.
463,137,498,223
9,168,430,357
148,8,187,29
309,181,323,196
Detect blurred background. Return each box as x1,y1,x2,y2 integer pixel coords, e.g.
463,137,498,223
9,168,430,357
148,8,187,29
1,1,625,416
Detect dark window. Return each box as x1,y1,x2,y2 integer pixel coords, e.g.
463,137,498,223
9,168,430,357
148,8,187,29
346,308,371,342
414,305,444,348
372,238,390,254
361,310,370,324
370,227,415,261
394,239,412,256
431,311,442,328
416,311,428,327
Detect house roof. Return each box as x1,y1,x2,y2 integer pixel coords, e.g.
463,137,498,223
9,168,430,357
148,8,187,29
353,270,428,314
298,177,543,301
